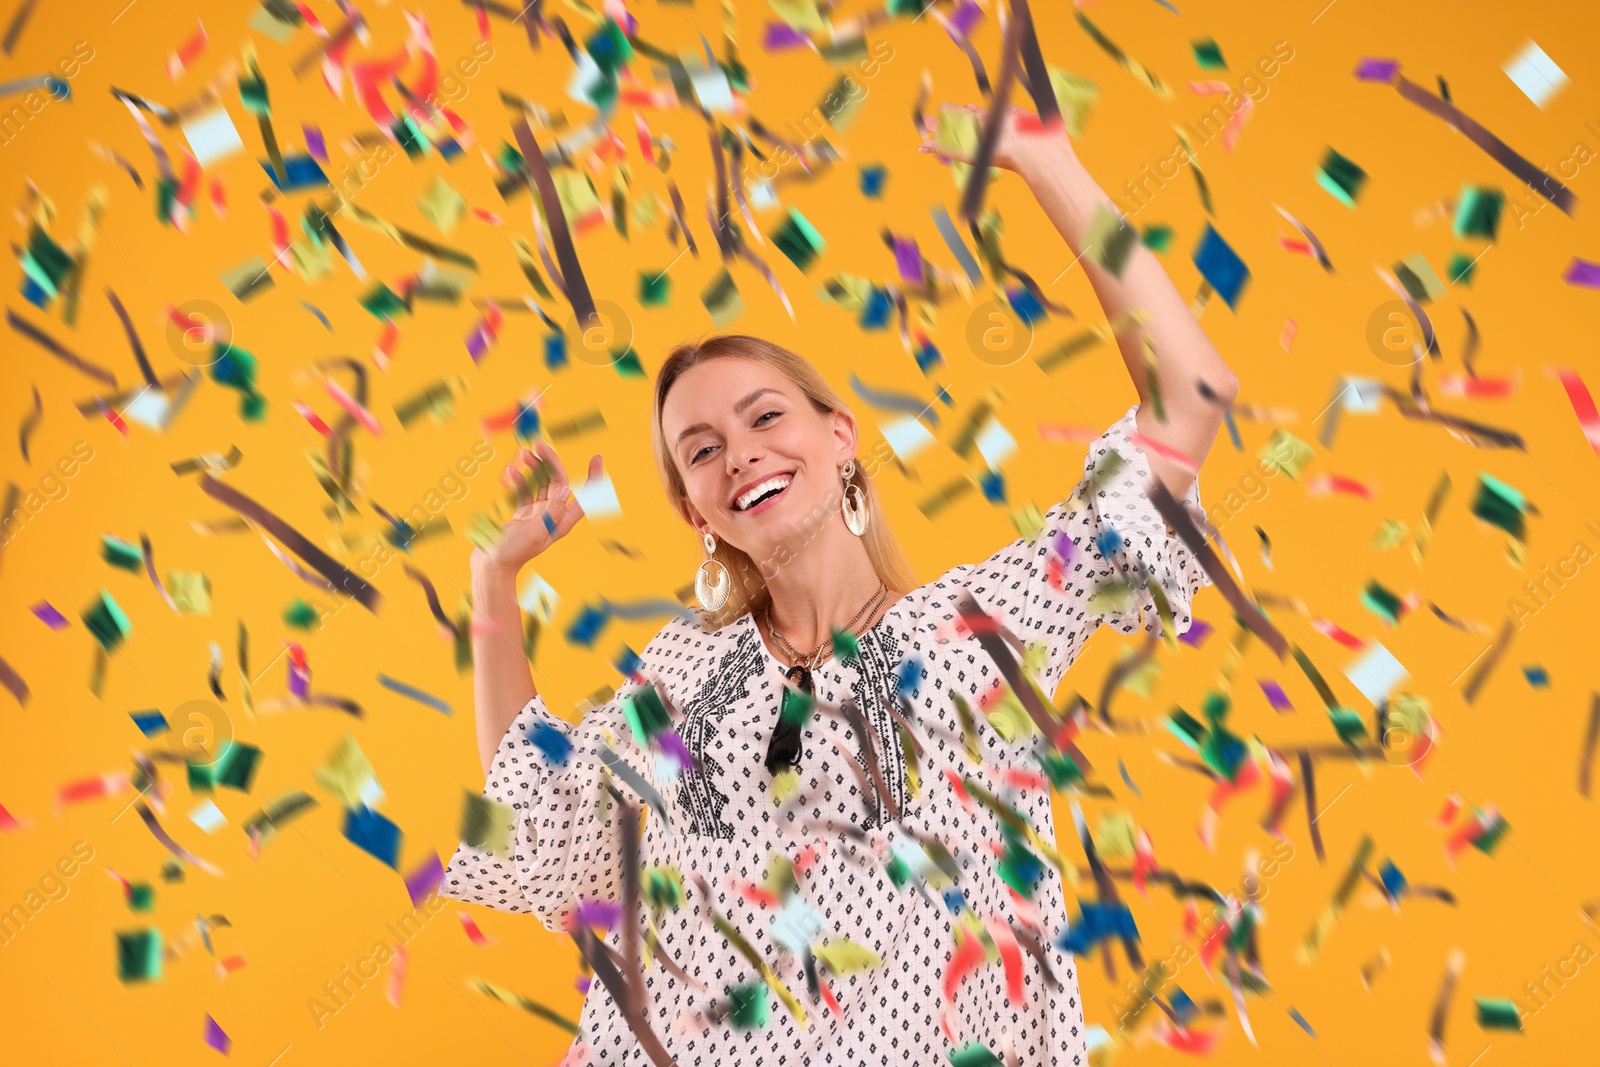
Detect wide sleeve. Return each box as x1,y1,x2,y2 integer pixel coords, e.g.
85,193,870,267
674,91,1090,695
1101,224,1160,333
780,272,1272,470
954,403,1210,697
439,621,681,931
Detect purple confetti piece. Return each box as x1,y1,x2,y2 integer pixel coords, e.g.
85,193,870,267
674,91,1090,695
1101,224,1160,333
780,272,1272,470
1178,619,1214,648
948,0,985,37
1258,678,1294,713
575,898,623,930
655,730,696,774
762,22,810,51
203,1014,232,1055
404,851,445,906
1354,57,1400,82
289,664,310,700
893,237,925,286
576,976,592,994
1562,258,1600,289
31,600,69,629
465,328,490,363
303,124,327,162
1050,529,1077,563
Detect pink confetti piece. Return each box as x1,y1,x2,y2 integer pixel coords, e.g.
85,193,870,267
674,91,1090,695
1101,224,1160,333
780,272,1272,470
1280,317,1297,352
0,801,29,832
324,379,384,436
387,942,409,1007
1131,431,1201,474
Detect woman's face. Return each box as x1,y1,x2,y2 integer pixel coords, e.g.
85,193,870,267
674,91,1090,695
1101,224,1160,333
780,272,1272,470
660,356,855,552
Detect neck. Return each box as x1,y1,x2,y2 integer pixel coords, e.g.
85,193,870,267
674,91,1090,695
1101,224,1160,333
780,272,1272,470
760,513,884,650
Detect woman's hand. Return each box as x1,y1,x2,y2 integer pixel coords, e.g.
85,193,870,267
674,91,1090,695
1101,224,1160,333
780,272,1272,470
917,102,1075,181
469,441,602,578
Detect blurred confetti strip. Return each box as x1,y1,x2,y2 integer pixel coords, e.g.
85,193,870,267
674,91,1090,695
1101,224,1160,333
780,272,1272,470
1427,949,1467,1065
467,977,580,1032
1578,694,1600,798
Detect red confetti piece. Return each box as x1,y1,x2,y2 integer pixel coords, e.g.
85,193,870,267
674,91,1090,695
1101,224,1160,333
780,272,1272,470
1306,474,1375,500
1311,617,1366,650
167,20,207,81
292,401,334,437
1551,368,1600,455
459,911,493,947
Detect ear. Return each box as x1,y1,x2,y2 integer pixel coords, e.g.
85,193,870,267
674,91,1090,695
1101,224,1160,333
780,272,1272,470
827,407,859,468
679,495,708,535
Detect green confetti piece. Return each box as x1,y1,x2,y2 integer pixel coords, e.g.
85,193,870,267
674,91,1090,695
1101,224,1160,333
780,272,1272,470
101,535,145,572
1447,251,1477,286
778,685,815,730
283,598,321,631
1360,580,1404,624
701,269,744,326
1328,706,1367,745
621,685,671,745
116,928,163,982
726,982,770,1029
1140,223,1174,254
1191,39,1227,70
1393,253,1447,304
1471,472,1528,540
638,271,671,306
213,742,263,792
948,1042,1004,1067
830,626,860,663
612,347,645,377
770,207,827,272
127,884,154,912
359,283,410,320
1316,147,1367,208
80,591,132,653
1453,186,1505,241
1475,997,1524,1030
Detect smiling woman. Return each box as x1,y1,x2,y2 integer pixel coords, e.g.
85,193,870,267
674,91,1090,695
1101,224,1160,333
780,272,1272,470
448,101,1236,1066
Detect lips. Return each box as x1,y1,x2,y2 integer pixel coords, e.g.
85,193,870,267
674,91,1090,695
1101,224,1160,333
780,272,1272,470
731,471,794,513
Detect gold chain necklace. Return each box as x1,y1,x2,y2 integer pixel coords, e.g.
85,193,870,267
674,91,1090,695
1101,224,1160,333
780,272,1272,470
765,583,888,693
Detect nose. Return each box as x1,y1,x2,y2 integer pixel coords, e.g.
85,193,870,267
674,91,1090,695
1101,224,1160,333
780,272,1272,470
724,432,764,474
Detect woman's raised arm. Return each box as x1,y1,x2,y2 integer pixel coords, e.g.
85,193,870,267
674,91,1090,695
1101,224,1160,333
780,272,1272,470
922,103,1239,498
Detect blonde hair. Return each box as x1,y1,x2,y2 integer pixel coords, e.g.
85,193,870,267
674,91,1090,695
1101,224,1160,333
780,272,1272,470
650,334,919,631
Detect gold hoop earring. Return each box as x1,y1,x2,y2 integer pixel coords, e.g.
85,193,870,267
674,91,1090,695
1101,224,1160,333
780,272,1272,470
840,460,869,537
695,530,730,611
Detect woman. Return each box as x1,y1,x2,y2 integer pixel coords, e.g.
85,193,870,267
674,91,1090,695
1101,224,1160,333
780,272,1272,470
445,102,1238,1065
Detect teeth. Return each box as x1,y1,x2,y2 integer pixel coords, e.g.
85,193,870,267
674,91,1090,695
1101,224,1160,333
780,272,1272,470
735,476,791,511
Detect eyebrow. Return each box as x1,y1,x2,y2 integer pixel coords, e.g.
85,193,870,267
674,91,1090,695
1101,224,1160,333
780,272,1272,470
673,387,785,449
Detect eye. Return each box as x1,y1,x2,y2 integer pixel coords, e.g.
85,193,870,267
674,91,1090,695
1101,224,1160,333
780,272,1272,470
689,443,715,465
755,409,781,425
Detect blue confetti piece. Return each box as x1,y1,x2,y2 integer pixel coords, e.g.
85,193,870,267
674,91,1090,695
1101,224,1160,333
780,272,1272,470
1056,902,1139,955
1288,1006,1317,1038
259,155,330,193
894,656,924,700
978,468,1006,504
936,387,955,408
565,603,610,647
130,710,169,738
1170,987,1198,1026
376,673,452,715
1118,758,1142,799
544,332,569,370
859,164,887,198
914,340,944,374
1094,527,1123,558
1523,665,1549,687
941,888,966,914
1192,223,1252,309
1005,285,1045,326
21,275,48,308
342,805,402,868
437,138,464,161
1378,858,1408,899
542,510,557,535
514,403,541,439
859,287,893,329
614,645,642,677
526,721,573,766
1223,407,1243,451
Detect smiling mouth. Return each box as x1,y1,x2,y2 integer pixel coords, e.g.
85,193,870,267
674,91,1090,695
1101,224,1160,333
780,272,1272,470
732,473,794,513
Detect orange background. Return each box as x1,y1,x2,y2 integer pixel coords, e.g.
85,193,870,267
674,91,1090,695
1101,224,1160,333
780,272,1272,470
2,1,1598,1064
